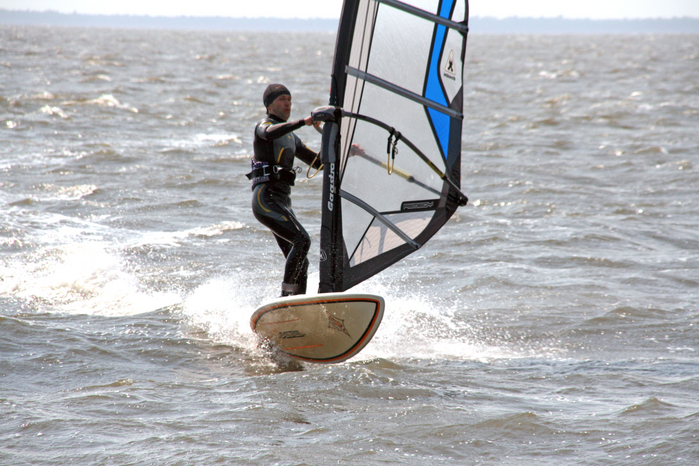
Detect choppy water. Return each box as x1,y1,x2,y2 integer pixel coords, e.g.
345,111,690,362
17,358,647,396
2,26,698,465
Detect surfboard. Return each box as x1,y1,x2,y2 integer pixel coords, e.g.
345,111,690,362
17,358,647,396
250,0,470,363
250,293,384,363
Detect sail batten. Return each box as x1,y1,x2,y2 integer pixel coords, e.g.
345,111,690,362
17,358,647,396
376,0,469,33
340,189,422,250
319,0,469,293
347,67,463,119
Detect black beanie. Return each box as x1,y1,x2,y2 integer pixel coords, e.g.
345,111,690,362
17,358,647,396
263,84,291,108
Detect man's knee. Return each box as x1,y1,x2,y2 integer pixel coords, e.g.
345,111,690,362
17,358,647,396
295,232,311,255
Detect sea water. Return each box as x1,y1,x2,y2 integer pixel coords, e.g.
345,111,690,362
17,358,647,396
1,26,698,465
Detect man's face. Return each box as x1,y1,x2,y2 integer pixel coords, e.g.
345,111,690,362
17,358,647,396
268,94,292,121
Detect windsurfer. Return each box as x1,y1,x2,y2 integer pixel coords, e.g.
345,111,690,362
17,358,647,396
248,84,322,297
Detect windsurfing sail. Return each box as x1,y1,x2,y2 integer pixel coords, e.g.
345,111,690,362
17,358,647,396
318,0,470,293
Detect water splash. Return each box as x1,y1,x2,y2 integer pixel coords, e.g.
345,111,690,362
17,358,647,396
1,241,180,316
177,272,523,364
180,276,262,353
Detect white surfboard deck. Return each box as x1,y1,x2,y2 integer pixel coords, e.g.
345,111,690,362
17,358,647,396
250,292,384,364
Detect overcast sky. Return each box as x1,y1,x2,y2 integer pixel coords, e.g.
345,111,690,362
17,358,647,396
2,0,698,20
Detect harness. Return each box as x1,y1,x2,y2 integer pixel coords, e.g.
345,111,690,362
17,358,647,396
246,160,298,188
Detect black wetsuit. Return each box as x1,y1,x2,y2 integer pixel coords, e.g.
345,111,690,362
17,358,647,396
250,114,322,295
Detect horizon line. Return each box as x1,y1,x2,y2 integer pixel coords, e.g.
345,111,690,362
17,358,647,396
2,9,699,21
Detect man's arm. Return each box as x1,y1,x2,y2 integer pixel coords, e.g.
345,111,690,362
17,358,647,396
295,143,322,169
256,119,306,141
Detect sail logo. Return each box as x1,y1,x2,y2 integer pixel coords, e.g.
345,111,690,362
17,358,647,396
278,330,306,339
326,312,351,338
402,199,438,212
443,50,456,81
327,162,336,211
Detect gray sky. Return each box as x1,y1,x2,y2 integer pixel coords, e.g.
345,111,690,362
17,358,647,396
2,0,698,19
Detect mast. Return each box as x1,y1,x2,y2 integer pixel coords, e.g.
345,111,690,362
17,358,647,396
318,0,359,293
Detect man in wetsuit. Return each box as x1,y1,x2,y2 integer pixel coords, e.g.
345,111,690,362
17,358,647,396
248,83,322,297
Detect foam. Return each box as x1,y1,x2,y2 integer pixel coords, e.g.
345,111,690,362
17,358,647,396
1,241,180,316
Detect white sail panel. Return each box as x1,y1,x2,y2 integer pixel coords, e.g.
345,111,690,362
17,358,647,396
366,6,435,96
350,212,433,266
341,200,376,258
344,82,446,184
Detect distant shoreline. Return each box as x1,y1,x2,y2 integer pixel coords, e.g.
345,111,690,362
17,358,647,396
1,10,699,34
